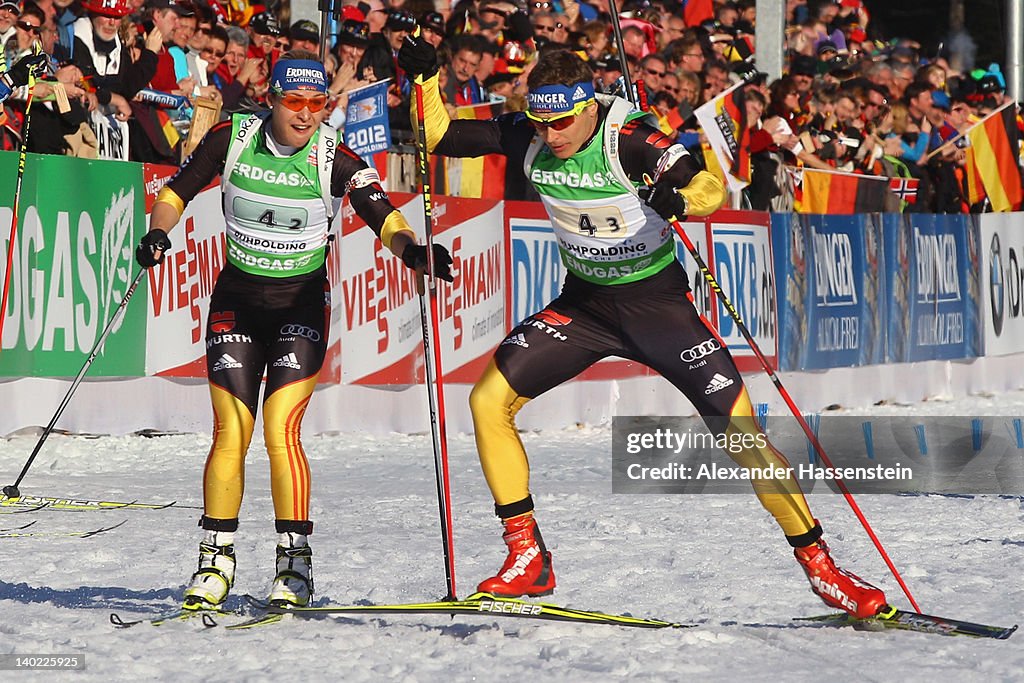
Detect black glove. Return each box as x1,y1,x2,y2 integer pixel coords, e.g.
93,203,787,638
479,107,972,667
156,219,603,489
398,33,439,80
5,52,49,88
505,9,534,42
135,229,171,268
640,180,688,222
402,242,453,282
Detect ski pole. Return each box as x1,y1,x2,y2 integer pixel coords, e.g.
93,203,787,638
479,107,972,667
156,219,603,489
662,203,920,612
0,77,37,353
412,66,457,601
606,0,635,99
2,267,148,499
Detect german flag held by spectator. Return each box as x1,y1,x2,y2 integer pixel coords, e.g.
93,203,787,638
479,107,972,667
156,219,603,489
965,102,1023,212
694,80,750,192
794,168,893,214
448,98,506,199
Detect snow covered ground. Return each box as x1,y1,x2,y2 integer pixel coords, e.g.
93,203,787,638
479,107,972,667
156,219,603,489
1,389,1022,682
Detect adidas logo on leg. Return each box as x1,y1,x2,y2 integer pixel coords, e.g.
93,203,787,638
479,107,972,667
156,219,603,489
501,333,530,349
704,373,735,394
212,354,243,372
272,352,301,370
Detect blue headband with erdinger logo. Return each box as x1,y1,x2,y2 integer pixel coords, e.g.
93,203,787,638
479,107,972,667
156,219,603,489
526,81,595,116
270,59,328,93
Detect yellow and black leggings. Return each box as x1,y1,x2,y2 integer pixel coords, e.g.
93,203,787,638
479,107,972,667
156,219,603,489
198,265,329,537
470,261,821,547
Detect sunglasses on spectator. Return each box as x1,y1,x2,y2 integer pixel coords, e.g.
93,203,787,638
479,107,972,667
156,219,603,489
201,47,227,58
17,21,41,34
534,22,562,32
644,67,665,77
277,93,329,113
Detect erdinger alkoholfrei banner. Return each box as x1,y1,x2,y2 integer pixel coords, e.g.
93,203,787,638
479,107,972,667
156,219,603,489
772,213,886,370
883,213,982,363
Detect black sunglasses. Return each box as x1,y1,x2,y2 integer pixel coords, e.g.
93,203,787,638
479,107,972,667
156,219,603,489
17,21,41,34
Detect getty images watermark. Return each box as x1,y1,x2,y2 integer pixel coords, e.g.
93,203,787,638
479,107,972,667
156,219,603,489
612,416,1024,495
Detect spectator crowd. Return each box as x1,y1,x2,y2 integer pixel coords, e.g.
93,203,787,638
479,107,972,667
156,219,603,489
1,0,1021,212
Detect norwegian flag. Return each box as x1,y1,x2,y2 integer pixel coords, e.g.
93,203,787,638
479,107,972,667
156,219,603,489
888,176,919,204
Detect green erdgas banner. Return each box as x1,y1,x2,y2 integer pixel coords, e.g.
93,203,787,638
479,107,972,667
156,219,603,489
0,152,147,377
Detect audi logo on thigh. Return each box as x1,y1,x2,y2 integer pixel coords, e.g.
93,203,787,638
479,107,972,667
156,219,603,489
280,324,321,342
680,339,720,363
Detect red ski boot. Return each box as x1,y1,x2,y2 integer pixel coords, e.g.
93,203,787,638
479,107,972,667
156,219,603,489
795,539,888,619
476,514,556,597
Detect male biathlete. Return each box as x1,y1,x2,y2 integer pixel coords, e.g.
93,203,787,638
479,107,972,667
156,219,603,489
134,50,452,609
398,39,887,619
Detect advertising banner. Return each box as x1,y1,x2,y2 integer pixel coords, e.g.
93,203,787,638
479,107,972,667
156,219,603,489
336,192,424,385
0,154,146,377
707,211,777,372
884,214,981,362
772,213,885,370
142,164,225,376
979,213,1024,356
0,145,1005,383
431,195,506,382
343,80,392,164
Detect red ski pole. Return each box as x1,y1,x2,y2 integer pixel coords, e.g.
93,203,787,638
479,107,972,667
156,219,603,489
666,205,921,612
412,69,457,601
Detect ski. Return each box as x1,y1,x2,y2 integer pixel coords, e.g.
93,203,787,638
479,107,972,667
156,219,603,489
0,520,127,538
222,612,287,630
110,607,228,628
0,494,193,511
0,502,47,514
796,605,1017,639
0,520,37,532
234,592,690,630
